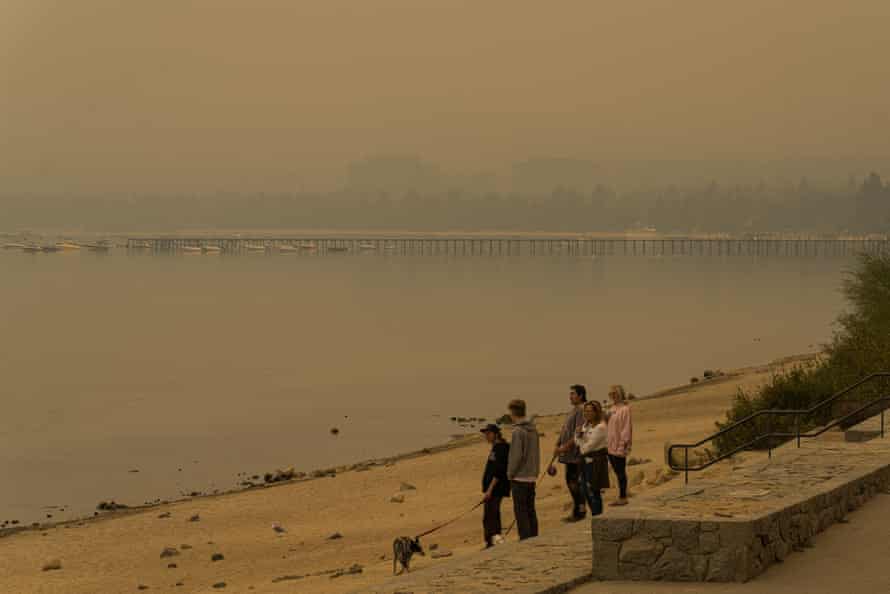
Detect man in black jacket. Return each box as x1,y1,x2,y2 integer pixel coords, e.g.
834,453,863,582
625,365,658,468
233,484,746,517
480,423,510,548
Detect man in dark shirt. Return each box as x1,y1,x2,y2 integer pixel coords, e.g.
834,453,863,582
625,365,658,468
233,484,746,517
480,423,510,548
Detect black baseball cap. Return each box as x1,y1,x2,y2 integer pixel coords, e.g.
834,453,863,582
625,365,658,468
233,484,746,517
480,424,501,434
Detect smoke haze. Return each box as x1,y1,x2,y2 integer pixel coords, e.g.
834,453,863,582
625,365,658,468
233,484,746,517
2,0,889,195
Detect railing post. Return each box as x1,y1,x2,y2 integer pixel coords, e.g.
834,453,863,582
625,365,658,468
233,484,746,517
796,414,800,448
684,448,689,485
882,408,885,439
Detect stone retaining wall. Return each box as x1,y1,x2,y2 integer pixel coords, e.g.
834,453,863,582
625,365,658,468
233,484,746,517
591,466,890,582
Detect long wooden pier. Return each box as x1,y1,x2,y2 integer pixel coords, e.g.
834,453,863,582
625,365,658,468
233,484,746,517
126,236,890,257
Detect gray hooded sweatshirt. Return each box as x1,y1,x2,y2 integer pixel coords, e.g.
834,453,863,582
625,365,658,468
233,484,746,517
507,419,541,481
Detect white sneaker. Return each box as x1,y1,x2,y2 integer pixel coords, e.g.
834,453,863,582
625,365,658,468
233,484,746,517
492,534,505,545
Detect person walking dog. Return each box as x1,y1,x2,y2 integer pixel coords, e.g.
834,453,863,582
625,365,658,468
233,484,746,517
480,423,510,548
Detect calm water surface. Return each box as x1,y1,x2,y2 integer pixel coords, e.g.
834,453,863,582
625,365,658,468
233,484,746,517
0,250,851,523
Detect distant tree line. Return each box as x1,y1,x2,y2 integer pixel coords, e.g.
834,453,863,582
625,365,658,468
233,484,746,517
2,173,888,234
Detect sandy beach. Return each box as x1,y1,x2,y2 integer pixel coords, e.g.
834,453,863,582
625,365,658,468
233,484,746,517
0,354,816,594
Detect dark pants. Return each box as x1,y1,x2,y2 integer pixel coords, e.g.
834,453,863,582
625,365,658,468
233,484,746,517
563,462,586,518
511,481,538,540
608,454,628,499
580,462,604,516
483,496,503,545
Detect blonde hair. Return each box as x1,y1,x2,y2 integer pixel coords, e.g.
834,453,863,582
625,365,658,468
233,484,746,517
508,398,527,417
609,385,627,403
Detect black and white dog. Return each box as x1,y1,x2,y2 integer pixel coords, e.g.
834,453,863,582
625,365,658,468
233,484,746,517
392,536,425,574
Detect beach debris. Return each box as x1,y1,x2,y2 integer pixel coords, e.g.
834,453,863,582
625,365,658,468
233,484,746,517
330,427,340,435
265,467,299,483
158,512,171,519
211,553,225,562
431,550,453,559
175,582,183,587
627,457,652,466
188,491,201,497
399,482,417,491
690,377,699,384
429,543,439,550
327,532,343,540
42,559,62,572
180,544,193,550
167,563,178,569
212,583,227,589
96,500,128,511
272,575,306,583
330,564,363,578
646,468,666,486
272,523,286,534
160,547,180,559
129,469,139,473
389,494,405,504
188,514,200,522
137,585,149,590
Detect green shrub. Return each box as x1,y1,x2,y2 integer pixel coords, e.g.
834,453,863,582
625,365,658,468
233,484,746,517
714,253,890,456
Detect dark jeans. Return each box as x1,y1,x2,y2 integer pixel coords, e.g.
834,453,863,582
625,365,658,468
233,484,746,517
563,462,586,518
511,481,538,540
580,462,603,516
483,496,503,545
608,454,628,499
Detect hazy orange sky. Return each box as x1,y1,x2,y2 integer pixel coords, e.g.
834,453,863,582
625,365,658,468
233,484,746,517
2,1,889,193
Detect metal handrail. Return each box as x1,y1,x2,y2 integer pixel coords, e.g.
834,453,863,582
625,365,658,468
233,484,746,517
668,372,890,483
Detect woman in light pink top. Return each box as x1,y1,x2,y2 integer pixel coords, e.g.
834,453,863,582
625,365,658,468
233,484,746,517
606,384,632,506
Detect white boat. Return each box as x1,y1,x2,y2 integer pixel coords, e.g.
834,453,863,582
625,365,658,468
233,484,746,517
55,241,81,250
83,241,112,252
277,244,300,253
21,244,43,253
245,243,268,252
2,242,25,250
299,241,317,250
182,246,203,254
359,241,377,251
202,245,222,254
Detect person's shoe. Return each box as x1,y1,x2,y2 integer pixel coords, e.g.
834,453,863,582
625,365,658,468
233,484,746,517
561,514,586,523
609,498,629,507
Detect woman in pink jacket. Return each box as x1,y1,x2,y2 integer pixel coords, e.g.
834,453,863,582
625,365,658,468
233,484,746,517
606,384,632,506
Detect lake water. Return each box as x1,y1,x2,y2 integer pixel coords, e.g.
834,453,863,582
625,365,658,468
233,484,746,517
0,249,852,524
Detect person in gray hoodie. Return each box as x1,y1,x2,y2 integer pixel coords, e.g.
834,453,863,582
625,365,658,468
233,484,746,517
506,398,541,540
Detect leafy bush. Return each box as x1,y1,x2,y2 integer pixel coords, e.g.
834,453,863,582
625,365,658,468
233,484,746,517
714,253,890,456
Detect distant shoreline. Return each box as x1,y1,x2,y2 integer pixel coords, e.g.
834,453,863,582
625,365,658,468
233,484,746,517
0,351,820,541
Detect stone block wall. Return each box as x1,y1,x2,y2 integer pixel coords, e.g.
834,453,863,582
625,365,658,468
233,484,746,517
591,467,890,582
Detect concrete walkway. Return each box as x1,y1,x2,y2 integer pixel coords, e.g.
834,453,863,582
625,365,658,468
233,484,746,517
360,522,593,594
360,415,890,593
